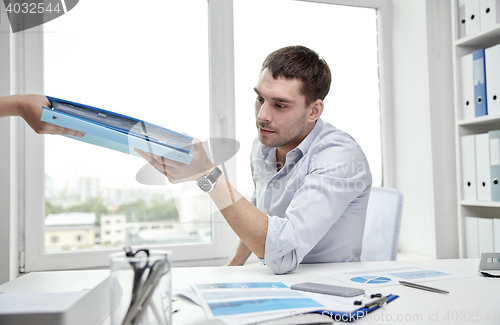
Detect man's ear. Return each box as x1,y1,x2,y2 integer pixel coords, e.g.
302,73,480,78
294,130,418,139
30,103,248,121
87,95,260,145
309,99,324,122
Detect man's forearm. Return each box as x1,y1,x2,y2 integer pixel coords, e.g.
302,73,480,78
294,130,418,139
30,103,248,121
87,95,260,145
227,240,253,266
208,174,268,259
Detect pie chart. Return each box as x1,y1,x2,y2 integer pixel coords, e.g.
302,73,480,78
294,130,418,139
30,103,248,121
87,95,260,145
350,276,391,284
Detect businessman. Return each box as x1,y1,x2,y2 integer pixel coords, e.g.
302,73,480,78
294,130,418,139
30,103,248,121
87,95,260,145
138,45,373,274
0,94,84,137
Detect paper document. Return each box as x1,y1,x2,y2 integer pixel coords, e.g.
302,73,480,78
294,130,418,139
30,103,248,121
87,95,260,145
192,282,322,316
322,265,473,289
190,282,325,325
186,281,394,325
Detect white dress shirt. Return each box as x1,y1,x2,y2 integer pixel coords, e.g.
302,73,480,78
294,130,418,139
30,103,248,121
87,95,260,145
250,118,372,274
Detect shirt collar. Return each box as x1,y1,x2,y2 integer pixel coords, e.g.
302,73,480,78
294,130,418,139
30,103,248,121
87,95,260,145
260,117,324,160
295,117,323,157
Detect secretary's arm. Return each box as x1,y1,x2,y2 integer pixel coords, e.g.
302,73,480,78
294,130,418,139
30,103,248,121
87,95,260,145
0,94,84,137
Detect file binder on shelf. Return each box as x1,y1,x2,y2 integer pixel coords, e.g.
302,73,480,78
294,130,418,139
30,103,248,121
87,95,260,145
473,49,488,117
489,130,500,201
485,44,500,116
466,0,482,35
460,54,476,120
458,0,467,38
476,133,492,201
41,96,193,164
478,217,495,253
462,135,478,200
480,0,500,30
465,216,480,258
494,218,500,251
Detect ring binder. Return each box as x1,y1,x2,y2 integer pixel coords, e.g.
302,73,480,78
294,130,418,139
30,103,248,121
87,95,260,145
41,96,193,164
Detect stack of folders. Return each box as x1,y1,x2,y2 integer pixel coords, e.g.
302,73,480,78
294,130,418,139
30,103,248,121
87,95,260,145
463,215,500,258
459,45,500,119
461,130,500,202
457,0,500,39
41,96,193,164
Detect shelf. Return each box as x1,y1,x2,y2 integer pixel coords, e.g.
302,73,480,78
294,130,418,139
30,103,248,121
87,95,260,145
460,200,500,208
452,1,500,258
455,24,500,48
458,114,500,126
457,115,500,136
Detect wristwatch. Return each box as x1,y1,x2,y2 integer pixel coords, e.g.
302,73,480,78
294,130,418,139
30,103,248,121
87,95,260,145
196,167,222,192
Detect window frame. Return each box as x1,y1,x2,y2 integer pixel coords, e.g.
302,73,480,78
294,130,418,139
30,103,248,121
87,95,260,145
0,0,394,273
17,0,238,272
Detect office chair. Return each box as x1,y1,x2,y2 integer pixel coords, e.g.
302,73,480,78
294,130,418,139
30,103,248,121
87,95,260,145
360,186,404,262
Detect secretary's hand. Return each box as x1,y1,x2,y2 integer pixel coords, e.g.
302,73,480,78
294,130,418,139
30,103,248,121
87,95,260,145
134,138,215,184
16,94,85,137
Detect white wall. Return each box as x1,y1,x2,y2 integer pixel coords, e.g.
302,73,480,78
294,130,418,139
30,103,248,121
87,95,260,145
391,0,458,258
0,1,14,285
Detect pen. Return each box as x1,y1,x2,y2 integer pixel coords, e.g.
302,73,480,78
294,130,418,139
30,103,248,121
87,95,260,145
122,259,168,325
364,295,388,309
399,281,449,294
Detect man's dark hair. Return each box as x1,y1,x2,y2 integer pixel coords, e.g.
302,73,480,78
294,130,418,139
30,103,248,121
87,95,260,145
261,45,332,105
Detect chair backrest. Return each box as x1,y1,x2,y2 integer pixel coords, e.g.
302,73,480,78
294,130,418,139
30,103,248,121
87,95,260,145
360,187,404,262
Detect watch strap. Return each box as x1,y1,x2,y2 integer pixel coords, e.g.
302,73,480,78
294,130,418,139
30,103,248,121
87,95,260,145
207,167,222,183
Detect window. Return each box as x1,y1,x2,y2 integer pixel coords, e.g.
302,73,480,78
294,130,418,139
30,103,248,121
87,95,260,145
233,0,382,198
43,0,211,252
74,235,84,243
51,236,59,244
10,0,392,272
19,0,237,272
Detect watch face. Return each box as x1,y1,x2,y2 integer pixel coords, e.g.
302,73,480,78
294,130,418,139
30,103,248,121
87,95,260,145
197,177,213,192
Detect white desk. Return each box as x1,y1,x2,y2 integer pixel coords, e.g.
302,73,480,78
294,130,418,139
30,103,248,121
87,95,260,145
171,258,500,325
1,259,499,325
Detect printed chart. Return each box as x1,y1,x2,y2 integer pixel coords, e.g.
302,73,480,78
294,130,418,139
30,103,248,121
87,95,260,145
322,266,472,288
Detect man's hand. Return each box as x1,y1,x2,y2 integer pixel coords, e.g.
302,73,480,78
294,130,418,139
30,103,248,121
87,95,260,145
16,94,85,137
134,138,215,184
225,240,253,266
226,260,245,266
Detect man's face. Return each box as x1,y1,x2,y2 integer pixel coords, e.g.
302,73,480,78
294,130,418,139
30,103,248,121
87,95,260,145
254,69,312,150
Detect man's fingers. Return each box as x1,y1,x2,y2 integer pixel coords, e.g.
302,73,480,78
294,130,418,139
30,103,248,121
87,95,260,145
135,149,174,172
138,151,168,174
135,148,158,163
134,148,179,168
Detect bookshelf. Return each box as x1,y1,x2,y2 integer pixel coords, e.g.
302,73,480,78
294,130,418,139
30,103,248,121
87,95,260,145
452,0,500,258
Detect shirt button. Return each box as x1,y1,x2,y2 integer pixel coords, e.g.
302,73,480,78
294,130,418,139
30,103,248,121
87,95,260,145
269,183,273,187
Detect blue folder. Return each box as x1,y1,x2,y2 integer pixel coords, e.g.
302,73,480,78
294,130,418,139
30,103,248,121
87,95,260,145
41,96,193,164
473,49,488,117
314,294,399,322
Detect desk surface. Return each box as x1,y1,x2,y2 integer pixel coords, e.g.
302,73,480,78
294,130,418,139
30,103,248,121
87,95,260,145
1,258,499,325
172,258,500,325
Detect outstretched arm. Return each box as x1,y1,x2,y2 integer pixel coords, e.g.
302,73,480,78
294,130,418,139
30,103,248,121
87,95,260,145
0,94,84,137
135,143,268,259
